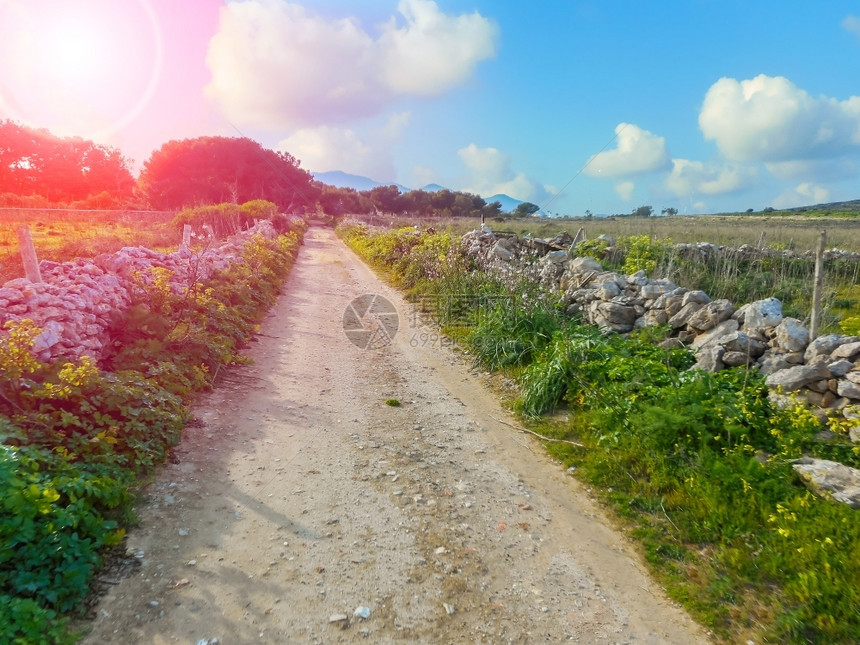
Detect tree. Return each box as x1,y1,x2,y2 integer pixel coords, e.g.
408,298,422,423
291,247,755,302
0,120,134,203
367,185,403,214
661,207,678,216
482,200,503,219
137,136,318,211
430,189,456,213
632,205,653,217
513,201,540,217
401,189,433,217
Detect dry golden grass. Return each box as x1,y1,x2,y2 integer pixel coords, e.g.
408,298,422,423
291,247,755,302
380,214,860,253
0,208,179,284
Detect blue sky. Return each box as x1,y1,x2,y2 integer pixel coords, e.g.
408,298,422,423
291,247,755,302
2,0,859,215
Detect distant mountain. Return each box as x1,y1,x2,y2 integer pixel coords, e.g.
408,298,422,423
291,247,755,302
420,183,446,192
781,199,860,213
312,170,410,193
484,193,524,213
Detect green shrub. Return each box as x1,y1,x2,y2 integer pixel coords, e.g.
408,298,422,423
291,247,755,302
173,203,246,238
619,234,671,275
0,226,305,644
239,199,278,221
104,231,302,396
341,221,860,643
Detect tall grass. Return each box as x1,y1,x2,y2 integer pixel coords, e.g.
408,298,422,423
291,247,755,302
0,208,179,284
361,214,860,253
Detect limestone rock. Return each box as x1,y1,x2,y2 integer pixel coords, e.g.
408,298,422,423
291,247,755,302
721,331,767,358
690,320,740,351
568,256,602,275
743,298,783,331
682,290,711,306
590,301,637,332
686,299,735,332
765,363,832,392
668,302,704,329
693,346,724,372
596,280,621,300
828,360,855,378
641,309,669,326
723,351,754,367
792,458,860,509
757,352,794,376
804,334,845,362
492,242,514,261
837,380,860,400
832,341,860,361
774,317,810,353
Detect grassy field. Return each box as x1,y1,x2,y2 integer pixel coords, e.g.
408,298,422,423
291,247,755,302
0,209,179,284
352,212,860,335
369,214,860,253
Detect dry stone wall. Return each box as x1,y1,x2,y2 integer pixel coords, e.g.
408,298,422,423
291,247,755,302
0,220,282,365
463,227,860,437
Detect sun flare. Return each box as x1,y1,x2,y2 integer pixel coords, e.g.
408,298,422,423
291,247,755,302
32,14,112,89
0,0,163,142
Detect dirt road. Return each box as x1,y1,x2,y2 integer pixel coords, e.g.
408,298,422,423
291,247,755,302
79,227,710,644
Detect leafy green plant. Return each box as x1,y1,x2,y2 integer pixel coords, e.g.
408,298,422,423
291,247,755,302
574,238,609,259
467,289,564,370
619,234,671,275
0,222,307,644
341,221,860,643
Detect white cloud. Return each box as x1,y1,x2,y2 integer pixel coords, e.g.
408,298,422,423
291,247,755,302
771,183,831,209
379,0,498,95
843,15,860,38
699,74,860,163
277,112,411,179
205,0,497,130
614,181,635,201
584,123,671,178
765,158,858,182
457,143,550,202
666,159,758,196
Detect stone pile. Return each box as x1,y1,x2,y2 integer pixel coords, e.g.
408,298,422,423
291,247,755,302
465,227,860,507
0,220,280,364
463,227,860,430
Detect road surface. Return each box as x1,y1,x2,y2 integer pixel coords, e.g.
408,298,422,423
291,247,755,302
79,227,710,644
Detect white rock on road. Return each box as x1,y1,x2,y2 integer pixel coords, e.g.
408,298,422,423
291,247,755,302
77,227,709,644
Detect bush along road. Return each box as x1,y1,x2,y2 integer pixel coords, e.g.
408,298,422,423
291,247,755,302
0,215,305,644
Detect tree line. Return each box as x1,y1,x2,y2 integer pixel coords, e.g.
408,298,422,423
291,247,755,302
0,120,519,219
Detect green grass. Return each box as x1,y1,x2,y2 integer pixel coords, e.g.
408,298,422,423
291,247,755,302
341,222,860,645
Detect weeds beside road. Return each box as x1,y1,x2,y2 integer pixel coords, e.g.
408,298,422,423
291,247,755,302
338,221,860,645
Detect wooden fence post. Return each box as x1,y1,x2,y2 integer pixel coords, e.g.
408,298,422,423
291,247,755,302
182,224,192,250
17,226,42,283
810,230,827,340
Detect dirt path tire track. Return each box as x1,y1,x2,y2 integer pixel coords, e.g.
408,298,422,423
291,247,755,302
78,227,710,644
